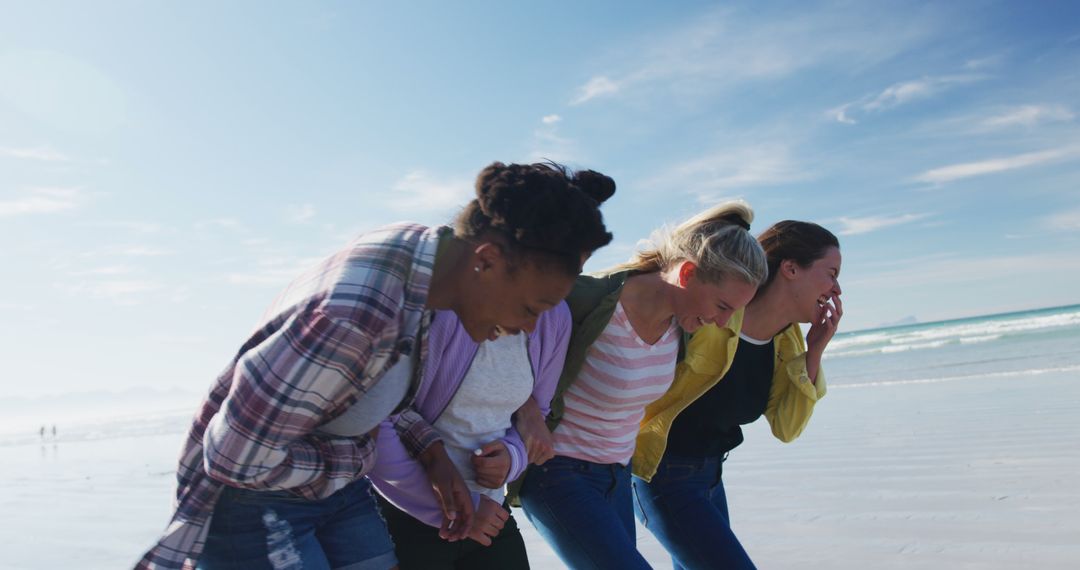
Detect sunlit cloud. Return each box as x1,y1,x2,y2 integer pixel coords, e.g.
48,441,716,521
571,76,620,105
0,186,82,217
846,252,1080,290
225,255,325,287
80,245,172,258
57,279,164,306
832,213,931,236
386,171,471,213
195,218,244,231
650,144,810,202
529,117,578,164
914,147,1078,184
570,5,935,106
834,74,983,124
1045,207,1080,231
541,114,562,124
980,104,1074,129
0,146,70,162
287,203,317,224
80,220,165,233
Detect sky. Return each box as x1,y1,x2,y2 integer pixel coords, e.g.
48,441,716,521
2,0,1080,400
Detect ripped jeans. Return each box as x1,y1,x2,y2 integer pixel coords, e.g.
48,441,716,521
199,478,397,570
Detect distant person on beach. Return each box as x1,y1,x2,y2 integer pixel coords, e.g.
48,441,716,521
632,220,843,569
511,202,768,570
135,161,614,570
39,426,45,441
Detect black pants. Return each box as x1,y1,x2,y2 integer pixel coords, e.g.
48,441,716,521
377,496,530,570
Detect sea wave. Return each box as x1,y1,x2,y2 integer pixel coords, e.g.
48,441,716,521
830,364,1080,389
826,307,1080,358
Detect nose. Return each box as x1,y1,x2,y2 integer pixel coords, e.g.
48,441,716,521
832,280,842,296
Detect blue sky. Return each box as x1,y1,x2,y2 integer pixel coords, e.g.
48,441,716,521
2,0,1079,399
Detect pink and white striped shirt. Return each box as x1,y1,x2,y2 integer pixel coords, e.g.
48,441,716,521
552,301,679,465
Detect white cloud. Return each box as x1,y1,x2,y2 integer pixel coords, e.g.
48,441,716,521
0,186,82,217
387,171,471,212
569,5,936,106
571,76,620,105
0,146,70,161
847,252,1080,290
226,255,325,287
196,218,244,231
914,147,1078,184
541,114,562,124
651,144,810,202
288,203,317,224
833,213,931,236
80,245,172,258
80,220,165,233
1045,208,1080,231
69,265,133,276
834,74,983,124
980,104,1074,129
57,279,164,305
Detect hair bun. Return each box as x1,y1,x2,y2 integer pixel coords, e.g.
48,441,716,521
574,170,616,205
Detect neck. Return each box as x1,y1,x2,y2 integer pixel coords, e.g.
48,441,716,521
426,234,470,311
741,283,794,339
621,271,677,326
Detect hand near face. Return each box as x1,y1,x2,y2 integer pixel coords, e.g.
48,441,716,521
418,442,474,542
513,397,555,465
806,294,843,354
471,440,511,489
466,496,509,546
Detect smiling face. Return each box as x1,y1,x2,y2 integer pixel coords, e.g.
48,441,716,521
671,262,759,333
786,246,842,323
455,247,576,342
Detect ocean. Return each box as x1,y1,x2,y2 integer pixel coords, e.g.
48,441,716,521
823,303,1080,388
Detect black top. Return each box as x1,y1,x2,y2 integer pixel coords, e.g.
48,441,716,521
665,336,775,458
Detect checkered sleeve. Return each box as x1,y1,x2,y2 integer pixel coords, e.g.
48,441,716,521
201,307,386,499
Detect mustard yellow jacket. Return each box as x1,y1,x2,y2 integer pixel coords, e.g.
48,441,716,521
632,308,827,482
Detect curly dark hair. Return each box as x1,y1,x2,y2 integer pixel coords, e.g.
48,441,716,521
454,161,615,275
756,220,839,291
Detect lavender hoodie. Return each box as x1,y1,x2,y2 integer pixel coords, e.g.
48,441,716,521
367,301,571,527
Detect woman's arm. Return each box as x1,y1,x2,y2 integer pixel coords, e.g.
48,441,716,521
202,309,386,499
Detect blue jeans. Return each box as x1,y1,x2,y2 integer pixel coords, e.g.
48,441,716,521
632,454,755,570
200,478,397,570
518,455,650,570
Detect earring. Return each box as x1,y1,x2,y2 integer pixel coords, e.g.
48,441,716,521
474,266,481,273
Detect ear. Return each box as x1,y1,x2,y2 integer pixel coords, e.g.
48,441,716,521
678,261,697,288
779,259,799,281
473,242,505,274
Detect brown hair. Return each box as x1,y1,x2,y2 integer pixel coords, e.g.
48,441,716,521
756,220,840,291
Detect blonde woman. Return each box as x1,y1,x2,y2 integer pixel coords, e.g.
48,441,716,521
513,202,768,570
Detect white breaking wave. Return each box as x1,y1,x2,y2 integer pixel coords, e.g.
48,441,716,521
826,307,1080,359
831,364,1080,389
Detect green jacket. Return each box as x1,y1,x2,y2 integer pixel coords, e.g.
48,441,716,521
507,270,688,504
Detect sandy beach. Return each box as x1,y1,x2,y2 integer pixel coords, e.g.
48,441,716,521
3,360,1077,569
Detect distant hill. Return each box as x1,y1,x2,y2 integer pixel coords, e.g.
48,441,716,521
877,315,919,328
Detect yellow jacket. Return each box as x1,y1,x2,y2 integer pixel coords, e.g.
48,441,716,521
632,308,827,482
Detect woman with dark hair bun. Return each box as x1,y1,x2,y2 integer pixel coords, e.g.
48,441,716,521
366,164,617,570
632,220,843,570
137,161,614,570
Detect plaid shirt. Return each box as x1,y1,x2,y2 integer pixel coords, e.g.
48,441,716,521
135,223,444,569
